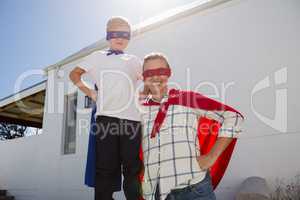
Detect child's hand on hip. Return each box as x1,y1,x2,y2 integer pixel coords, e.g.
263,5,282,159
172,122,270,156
90,89,97,102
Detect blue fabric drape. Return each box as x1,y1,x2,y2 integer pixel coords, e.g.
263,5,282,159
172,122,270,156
84,101,97,187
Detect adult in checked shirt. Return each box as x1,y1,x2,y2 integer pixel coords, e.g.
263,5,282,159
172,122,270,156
138,52,244,200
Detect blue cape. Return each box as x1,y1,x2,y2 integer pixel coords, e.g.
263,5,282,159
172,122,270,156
84,102,97,187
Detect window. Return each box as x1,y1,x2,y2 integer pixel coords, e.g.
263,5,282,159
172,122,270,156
62,92,77,154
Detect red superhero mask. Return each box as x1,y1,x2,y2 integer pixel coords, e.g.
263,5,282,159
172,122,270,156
142,68,171,79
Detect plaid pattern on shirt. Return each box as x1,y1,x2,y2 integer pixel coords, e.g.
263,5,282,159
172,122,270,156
139,96,243,200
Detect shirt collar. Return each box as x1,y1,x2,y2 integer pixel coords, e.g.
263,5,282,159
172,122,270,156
146,88,170,104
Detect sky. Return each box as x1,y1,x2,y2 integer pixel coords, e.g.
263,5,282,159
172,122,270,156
0,0,197,99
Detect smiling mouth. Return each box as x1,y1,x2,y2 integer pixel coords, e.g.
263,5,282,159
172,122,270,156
152,82,162,87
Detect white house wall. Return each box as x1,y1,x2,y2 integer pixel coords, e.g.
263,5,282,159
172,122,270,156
125,0,300,199
0,0,299,200
0,67,94,200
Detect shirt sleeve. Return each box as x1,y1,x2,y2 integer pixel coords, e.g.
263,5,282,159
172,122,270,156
76,52,98,74
130,56,143,80
192,108,244,138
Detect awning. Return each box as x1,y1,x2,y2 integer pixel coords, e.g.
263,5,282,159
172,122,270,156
0,80,46,128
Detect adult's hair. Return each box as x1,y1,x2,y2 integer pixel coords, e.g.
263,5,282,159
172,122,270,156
143,52,170,71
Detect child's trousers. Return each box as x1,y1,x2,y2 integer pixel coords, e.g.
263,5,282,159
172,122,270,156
94,115,143,200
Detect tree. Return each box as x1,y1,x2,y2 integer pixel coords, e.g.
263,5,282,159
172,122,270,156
0,123,27,140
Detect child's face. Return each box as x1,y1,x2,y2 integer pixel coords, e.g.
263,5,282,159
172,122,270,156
108,26,130,51
143,59,170,97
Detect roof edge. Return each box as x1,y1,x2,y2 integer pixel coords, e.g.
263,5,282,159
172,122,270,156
43,0,232,74
0,80,47,107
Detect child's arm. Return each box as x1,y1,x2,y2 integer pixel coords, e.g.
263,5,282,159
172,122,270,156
69,67,97,101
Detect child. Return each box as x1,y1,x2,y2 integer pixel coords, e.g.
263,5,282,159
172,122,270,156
69,16,143,200
139,53,244,200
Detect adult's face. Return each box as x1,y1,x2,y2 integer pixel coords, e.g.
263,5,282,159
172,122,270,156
143,59,170,100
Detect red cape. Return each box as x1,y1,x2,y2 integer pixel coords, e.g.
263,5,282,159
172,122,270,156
139,88,243,189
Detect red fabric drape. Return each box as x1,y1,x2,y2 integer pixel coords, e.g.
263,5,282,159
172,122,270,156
138,88,243,196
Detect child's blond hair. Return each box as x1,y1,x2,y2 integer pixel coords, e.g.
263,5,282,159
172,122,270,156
106,16,131,32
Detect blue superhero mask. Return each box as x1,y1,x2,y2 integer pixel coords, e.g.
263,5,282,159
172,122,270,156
106,31,131,40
